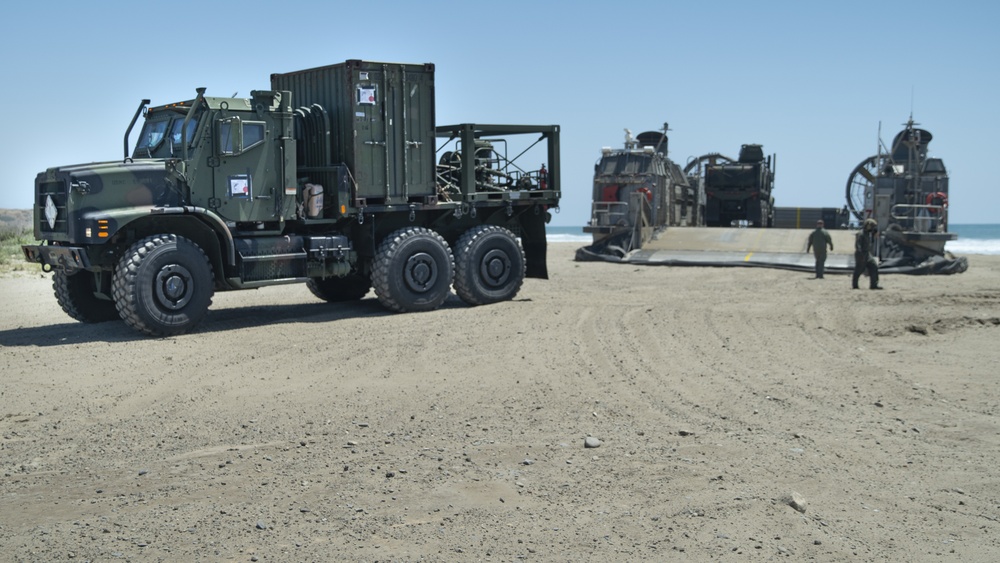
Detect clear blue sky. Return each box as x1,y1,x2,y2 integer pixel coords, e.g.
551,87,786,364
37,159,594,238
1,0,996,226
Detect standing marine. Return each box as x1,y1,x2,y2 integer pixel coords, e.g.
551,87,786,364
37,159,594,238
806,219,833,278
852,218,882,290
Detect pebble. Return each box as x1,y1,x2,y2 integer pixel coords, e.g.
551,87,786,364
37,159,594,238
786,491,807,513
584,437,602,449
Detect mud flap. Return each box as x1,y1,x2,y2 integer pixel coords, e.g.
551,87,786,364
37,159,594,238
521,211,549,279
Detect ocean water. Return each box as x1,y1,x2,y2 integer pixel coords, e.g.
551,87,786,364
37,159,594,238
547,224,1000,255
947,224,1000,255
545,226,591,243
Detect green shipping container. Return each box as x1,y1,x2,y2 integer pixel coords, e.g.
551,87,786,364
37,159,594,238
271,60,437,204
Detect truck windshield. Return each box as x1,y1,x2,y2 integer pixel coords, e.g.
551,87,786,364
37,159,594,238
133,114,201,158
136,120,169,152
170,117,200,148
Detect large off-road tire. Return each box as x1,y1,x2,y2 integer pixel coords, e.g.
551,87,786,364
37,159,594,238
53,270,120,323
453,225,525,306
306,274,371,302
372,227,453,313
112,234,214,336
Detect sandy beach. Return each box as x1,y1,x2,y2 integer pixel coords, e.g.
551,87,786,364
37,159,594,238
2,242,999,561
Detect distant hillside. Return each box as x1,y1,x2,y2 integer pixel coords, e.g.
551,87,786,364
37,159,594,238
0,209,37,274
0,208,32,231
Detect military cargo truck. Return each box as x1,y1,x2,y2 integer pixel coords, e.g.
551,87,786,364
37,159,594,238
22,60,561,336
691,144,775,227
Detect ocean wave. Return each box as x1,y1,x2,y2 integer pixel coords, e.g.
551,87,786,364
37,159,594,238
946,240,1000,255
547,234,591,243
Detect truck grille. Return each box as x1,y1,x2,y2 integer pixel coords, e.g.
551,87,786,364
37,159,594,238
36,178,70,238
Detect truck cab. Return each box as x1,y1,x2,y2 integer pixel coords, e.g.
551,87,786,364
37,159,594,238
132,90,297,227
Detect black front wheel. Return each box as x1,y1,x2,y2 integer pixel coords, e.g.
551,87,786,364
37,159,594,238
454,225,525,306
112,234,214,336
53,270,120,323
372,227,453,313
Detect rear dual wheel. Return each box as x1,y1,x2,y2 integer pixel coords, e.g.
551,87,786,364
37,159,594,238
454,226,524,306
371,225,525,313
372,227,454,313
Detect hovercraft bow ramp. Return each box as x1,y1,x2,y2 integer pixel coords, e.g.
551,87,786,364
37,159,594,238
575,227,967,275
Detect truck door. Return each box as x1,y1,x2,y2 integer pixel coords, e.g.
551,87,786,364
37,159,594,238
213,115,285,224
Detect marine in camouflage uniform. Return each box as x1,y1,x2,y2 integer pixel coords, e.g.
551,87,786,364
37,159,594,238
852,218,882,290
805,219,833,278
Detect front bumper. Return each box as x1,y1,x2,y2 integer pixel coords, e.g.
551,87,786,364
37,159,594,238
22,244,92,271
